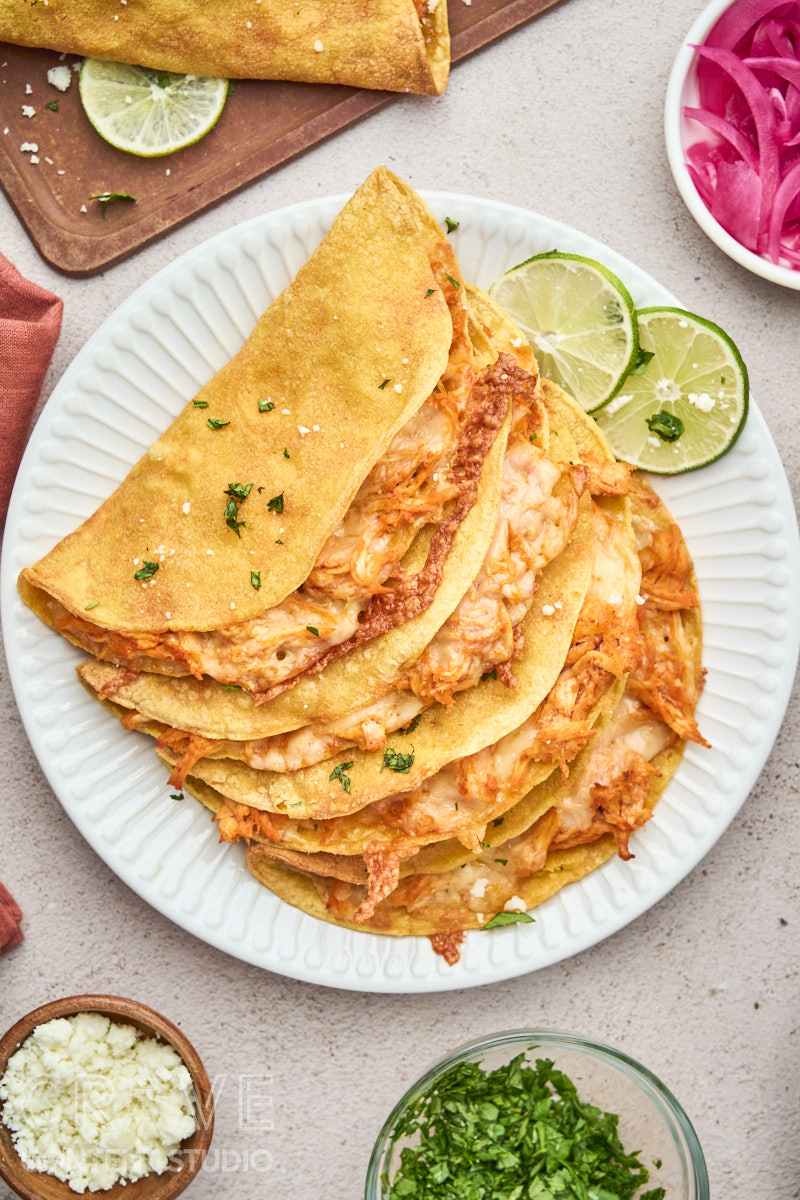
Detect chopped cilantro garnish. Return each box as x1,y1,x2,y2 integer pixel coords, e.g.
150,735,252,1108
192,399,209,409
529,432,538,441
226,79,237,97
425,288,435,297
275,538,283,544
444,272,460,289
629,347,655,376
84,600,100,611
494,858,508,865
89,191,137,218
222,685,241,691
134,560,159,582
251,571,261,590
646,410,684,443
385,1053,664,1200
330,761,354,794
379,378,391,389
225,482,253,501
444,216,459,232
481,668,498,682
267,492,284,514
399,714,421,735
170,792,184,801
224,497,245,537
306,626,319,636
207,418,230,430
381,747,414,774
156,73,171,88
258,399,275,412
482,910,533,929
493,817,504,827
283,448,290,459
46,100,59,112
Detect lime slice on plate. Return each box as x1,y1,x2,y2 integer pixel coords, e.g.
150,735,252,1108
594,307,749,474
79,59,228,157
489,251,639,413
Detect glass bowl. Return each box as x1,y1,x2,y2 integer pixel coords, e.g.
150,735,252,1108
366,1030,709,1199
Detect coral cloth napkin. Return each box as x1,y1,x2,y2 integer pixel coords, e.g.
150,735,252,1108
0,881,23,954
0,253,63,524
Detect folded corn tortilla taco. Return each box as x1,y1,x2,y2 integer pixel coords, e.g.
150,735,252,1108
20,168,514,702
0,0,450,95
243,471,707,958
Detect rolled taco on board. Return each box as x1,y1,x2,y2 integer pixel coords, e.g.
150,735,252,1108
0,0,450,95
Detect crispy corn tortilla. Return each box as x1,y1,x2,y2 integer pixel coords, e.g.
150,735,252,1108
154,479,593,819
243,739,681,938
75,402,514,740
0,0,450,95
19,168,456,635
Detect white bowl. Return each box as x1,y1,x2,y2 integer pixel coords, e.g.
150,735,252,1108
664,0,800,290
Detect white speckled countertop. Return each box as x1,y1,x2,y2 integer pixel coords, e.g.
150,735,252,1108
1,0,799,1196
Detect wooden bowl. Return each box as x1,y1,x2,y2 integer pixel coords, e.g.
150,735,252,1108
0,995,214,1200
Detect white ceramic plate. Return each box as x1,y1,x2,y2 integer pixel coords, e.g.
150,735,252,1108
3,191,798,993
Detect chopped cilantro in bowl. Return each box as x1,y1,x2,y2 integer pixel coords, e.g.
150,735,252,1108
365,1032,708,1200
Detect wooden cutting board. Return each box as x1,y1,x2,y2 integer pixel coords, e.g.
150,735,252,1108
0,0,564,275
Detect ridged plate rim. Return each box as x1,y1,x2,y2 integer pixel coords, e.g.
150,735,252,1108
3,189,798,993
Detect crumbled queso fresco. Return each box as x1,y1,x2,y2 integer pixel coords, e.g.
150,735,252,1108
0,1012,197,1193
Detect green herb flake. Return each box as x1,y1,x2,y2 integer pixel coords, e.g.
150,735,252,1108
46,100,59,112
224,482,253,501
84,600,100,611
156,73,172,88
379,378,391,389
399,714,421,735
89,191,137,218
275,538,283,544
629,347,655,375
192,399,209,409
226,79,237,97
222,685,241,691
494,858,508,865
250,571,261,590
646,410,684,443
267,492,284,514
425,288,435,297
224,497,245,537
207,418,230,430
493,817,504,827
481,668,498,682
482,910,533,929
134,560,159,582
283,448,290,459
306,626,320,637
170,792,184,801
444,272,461,289
381,747,414,774
444,216,459,233
529,432,538,441
385,1051,662,1200
258,399,275,412
330,761,354,794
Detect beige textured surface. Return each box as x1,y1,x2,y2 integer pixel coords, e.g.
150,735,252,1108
1,0,799,1196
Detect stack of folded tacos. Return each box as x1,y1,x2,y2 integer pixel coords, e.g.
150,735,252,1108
19,168,708,967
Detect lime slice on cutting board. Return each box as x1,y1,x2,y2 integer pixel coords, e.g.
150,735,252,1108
593,307,749,474
79,59,228,157
489,251,639,413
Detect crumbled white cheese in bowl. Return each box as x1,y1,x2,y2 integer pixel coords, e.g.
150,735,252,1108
0,1011,198,1193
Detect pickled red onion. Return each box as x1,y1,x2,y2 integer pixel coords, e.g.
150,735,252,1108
684,0,800,268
